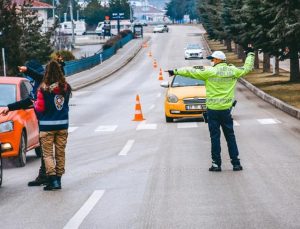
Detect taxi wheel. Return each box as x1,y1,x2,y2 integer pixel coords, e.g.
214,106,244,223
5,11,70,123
0,155,2,187
165,115,174,123
35,147,42,158
15,131,27,167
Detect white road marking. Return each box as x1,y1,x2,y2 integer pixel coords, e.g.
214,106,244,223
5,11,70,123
233,121,240,126
63,190,105,229
95,125,118,132
136,121,157,130
119,140,135,156
177,122,198,128
157,93,162,98
149,105,155,110
257,119,281,125
68,127,79,133
72,91,91,97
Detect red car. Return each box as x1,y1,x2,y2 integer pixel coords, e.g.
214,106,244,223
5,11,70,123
0,77,41,167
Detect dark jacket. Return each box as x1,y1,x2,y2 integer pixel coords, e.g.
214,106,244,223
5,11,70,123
35,82,71,131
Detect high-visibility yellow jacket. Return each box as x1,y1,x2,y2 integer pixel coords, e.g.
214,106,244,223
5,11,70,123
174,53,255,110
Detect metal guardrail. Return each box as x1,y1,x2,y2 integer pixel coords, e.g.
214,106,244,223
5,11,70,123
64,34,133,76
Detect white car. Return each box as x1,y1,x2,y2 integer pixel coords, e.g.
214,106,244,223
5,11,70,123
184,44,204,59
153,25,168,33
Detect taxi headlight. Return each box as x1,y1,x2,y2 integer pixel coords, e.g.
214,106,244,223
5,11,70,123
0,121,14,133
167,94,178,103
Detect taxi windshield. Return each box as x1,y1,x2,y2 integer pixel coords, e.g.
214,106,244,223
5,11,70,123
172,75,205,87
0,84,17,106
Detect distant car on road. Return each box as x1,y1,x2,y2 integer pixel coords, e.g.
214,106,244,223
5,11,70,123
153,24,169,33
0,77,41,167
184,44,204,59
160,73,207,122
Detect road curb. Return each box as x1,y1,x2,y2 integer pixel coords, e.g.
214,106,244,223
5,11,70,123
239,78,300,119
71,36,151,91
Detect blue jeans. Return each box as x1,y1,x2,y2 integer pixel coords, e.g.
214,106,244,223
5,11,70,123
207,109,240,166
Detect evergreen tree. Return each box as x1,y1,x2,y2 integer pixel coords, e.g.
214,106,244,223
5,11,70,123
83,0,107,26
0,0,22,75
18,1,54,65
264,0,300,82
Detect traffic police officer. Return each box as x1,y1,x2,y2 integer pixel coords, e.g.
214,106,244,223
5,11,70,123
168,49,255,171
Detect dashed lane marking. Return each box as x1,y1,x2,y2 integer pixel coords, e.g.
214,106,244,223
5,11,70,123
95,125,118,132
118,140,135,156
63,190,105,229
68,127,79,133
177,122,198,128
157,93,162,98
256,119,281,125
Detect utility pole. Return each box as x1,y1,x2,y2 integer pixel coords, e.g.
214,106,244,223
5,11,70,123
69,0,75,47
0,31,6,77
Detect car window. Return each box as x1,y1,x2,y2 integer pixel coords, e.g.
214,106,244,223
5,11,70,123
172,75,205,87
0,84,16,106
20,81,30,100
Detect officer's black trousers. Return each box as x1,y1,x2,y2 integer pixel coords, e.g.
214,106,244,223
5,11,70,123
207,108,240,167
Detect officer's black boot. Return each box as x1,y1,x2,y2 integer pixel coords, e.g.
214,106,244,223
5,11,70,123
209,163,222,172
54,176,62,190
43,175,59,191
28,175,48,186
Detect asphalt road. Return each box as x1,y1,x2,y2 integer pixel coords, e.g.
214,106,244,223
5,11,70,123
1,25,300,229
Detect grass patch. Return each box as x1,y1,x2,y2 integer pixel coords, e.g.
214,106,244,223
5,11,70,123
206,38,300,109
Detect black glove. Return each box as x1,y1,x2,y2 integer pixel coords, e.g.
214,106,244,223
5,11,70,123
245,46,255,55
167,70,175,76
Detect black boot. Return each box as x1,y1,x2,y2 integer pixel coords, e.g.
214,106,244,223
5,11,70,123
209,164,222,172
54,176,62,190
43,175,59,191
233,165,243,171
28,175,48,186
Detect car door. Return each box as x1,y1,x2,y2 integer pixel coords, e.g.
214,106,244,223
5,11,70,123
20,81,39,148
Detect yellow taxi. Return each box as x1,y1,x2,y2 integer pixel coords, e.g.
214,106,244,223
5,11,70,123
161,74,206,122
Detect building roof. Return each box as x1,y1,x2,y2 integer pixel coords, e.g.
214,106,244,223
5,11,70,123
134,5,164,14
12,0,54,9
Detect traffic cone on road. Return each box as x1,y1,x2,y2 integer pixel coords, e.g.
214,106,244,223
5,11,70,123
142,42,148,48
132,95,145,121
158,68,164,80
153,59,158,68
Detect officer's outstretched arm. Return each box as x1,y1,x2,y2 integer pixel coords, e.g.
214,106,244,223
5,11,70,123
174,67,213,81
234,53,255,78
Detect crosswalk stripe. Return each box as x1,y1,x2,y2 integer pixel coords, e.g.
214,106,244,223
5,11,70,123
95,125,118,132
68,127,79,133
177,122,198,128
256,119,281,125
233,121,240,126
136,122,157,130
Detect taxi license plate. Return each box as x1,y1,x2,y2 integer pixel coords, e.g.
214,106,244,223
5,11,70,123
186,105,203,110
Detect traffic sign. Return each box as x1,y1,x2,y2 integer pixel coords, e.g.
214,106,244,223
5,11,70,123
112,12,125,19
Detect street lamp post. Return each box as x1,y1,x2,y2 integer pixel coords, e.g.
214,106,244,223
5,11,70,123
0,31,6,77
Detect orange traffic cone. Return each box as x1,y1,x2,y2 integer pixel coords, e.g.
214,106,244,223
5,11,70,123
148,51,152,57
142,42,148,48
153,59,158,68
158,68,164,80
132,95,145,121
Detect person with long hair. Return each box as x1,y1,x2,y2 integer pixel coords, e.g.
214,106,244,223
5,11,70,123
34,60,71,191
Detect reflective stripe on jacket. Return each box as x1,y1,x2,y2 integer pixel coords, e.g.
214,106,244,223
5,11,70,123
174,53,255,110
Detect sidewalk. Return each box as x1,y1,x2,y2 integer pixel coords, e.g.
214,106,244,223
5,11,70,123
67,36,149,90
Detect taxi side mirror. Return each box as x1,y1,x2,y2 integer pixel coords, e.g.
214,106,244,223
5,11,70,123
160,81,169,88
